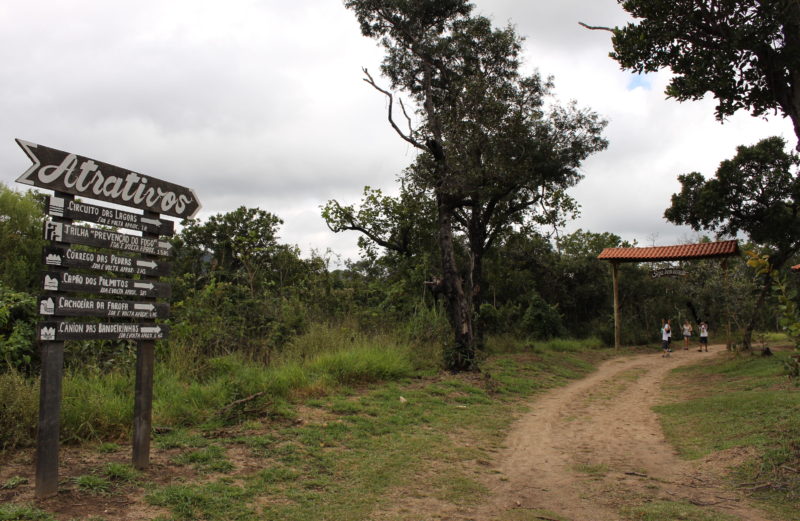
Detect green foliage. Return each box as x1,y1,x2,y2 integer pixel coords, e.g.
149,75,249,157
341,0,607,370
666,137,800,255
0,184,45,293
74,474,113,495
1,476,28,490
0,369,37,451
521,291,564,340
173,445,234,473
611,0,800,140
623,500,737,521
0,504,55,521
103,462,138,482
657,352,800,509
0,283,37,373
746,251,800,354
146,480,256,521
306,344,414,385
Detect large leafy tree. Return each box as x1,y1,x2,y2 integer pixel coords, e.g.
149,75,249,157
341,0,606,368
665,136,800,346
175,206,302,295
610,0,800,147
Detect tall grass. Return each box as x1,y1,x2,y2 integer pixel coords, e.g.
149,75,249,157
1,323,419,450
485,334,604,354
0,369,37,450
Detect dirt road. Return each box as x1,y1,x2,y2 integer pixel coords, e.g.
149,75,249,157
471,347,768,521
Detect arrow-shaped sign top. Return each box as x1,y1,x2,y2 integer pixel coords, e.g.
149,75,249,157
15,139,201,219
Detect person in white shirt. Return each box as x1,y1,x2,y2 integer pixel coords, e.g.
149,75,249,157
661,319,672,357
698,321,709,352
682,320,693,350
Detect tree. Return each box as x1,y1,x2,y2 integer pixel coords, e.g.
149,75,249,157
610,0,800,148
342,0,606,368
665,136,800,346
175,206,296,294
0,184,45,293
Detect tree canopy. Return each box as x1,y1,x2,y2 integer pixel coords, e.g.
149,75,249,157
611,0,800,146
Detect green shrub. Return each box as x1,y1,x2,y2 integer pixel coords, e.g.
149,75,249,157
306,344,414,385
0,284,38,373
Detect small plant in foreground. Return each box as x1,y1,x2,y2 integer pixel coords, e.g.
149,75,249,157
0,503,54,520
73,474,112,495
96,442,120,453
103,462,138,482
1,475,28,490
173,445,234,473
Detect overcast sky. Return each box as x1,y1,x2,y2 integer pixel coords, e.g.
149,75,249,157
1,0,794,261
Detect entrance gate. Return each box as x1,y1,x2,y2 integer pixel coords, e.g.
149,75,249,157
597,240,740,349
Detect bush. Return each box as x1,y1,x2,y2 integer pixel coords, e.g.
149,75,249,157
0,284,38,373
521,292,565,340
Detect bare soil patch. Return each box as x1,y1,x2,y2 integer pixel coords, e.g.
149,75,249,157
470,347,771,521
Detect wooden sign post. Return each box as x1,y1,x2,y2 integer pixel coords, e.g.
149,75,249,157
16,139,200,498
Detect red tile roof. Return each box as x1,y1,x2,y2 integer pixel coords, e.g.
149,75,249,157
598,240,739,262
792,264,800,272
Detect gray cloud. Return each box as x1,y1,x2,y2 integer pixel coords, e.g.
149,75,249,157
1,0,794,262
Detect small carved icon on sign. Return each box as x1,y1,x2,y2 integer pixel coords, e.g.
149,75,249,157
40,326,56,341
43,275,59,291
40,298,55,315
44,221,63,242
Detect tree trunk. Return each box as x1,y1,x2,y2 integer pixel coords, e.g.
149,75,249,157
436,196,475,371
471,248,485,351
783,0,800,149
742,276,771,350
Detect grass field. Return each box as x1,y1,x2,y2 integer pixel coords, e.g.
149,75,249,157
0,335,606,521
655,346,800,520
1,334,797,520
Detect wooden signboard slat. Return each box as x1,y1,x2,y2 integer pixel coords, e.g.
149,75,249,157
42,271,171,299
38,321,169,341
43,246,171,277
16,139,200,219
44,222,173,257
39,296,169,319
48,196,175,236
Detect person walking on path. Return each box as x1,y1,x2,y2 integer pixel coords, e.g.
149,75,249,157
682,320,693,350
698,321,709,352
661,319,672,357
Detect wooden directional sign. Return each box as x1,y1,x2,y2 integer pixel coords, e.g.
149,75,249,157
15,139,201,219
44,221,173,257
39,296,169,319
43,246,171,277
42,271,171,299
38,322,169,341
47,196,174,236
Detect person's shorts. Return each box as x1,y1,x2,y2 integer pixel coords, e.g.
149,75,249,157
700,337,708,344
662,340,670,350
683,334,691,339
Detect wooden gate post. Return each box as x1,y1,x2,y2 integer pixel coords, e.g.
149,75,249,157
132,210,159,470
35,191,72,499
612,261,621,350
